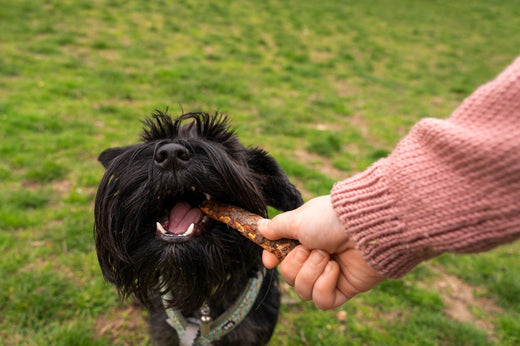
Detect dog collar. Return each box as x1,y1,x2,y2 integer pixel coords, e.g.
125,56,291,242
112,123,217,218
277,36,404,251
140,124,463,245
162,269,265,346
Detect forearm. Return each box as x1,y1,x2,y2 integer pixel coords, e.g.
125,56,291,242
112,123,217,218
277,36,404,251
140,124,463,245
331,57,520,279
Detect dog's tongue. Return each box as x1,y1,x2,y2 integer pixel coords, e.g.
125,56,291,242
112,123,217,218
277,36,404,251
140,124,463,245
168,202,203,234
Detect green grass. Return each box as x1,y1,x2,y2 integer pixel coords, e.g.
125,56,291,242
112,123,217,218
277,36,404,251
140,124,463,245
1,0,519,344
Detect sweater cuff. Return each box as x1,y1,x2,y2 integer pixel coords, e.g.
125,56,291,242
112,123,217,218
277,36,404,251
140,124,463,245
331,160,437,279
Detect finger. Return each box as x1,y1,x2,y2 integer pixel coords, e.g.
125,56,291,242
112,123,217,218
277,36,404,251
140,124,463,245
262,250,280,269
279,246,310,286
294,250,329,301
257,211,299,241
312,261,348,310
334,251,386,299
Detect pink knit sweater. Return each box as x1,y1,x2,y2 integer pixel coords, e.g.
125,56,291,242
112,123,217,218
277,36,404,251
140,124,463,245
331,57,520,279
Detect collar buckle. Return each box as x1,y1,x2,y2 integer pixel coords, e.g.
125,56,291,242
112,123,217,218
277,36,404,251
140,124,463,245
199,303,212,338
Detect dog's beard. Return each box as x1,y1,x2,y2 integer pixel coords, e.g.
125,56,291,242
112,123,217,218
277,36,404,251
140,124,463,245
94,140,267,312
121,220,261,313
155,227,261,312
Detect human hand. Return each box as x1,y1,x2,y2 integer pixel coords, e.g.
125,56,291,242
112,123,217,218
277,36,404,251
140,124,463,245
260,195,385,310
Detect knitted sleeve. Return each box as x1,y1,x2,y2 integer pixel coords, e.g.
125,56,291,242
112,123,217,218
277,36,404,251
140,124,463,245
331,57,520,279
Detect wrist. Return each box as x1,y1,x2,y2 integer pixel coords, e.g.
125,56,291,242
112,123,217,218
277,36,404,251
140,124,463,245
331,160,427,278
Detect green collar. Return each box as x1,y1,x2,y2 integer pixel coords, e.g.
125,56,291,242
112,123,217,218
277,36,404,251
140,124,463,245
162,269,265,346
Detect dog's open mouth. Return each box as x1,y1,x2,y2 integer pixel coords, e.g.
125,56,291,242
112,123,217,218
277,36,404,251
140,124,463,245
156,191,213,243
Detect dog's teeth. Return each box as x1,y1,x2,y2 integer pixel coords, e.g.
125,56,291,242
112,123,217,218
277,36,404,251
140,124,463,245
191,186,196,192
202,216,209,223
184,223,194,236
157,222,167,234
204,193,211,200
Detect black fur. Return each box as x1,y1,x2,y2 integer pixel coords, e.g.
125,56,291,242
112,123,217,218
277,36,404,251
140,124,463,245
94,111,303,345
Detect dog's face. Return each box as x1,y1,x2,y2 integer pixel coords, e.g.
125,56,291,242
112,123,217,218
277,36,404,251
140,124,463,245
94,112,302,313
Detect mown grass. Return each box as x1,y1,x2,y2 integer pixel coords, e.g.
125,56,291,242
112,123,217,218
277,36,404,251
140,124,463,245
1,0,519,344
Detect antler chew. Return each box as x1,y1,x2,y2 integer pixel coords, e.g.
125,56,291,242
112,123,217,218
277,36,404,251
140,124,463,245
199,200,300,262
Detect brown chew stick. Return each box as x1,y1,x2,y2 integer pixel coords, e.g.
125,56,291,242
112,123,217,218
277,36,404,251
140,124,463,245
199,200,300,262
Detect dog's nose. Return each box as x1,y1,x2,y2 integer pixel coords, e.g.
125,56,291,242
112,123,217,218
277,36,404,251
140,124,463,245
154,143,192,170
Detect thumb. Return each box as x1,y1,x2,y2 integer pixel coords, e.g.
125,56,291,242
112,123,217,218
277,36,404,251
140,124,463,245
258,210,299,241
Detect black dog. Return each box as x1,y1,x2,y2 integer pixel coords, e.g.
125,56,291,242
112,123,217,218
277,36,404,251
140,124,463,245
94,111,303,345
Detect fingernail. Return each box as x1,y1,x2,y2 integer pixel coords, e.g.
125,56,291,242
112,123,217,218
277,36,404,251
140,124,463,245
310,250,328,265
257,218,269,232
257,219,271,229
293,247,310,263
324,261,335,273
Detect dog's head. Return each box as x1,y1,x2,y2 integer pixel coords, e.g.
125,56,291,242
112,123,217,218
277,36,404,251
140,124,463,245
94,111,302,311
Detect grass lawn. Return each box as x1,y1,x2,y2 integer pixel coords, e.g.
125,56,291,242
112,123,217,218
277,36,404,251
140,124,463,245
1,0,519,344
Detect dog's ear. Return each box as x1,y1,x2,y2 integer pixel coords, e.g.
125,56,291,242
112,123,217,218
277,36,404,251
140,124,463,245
98,145,139,169
247,148,304,211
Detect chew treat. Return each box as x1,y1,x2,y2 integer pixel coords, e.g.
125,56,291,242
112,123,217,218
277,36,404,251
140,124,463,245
200,200,300,262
